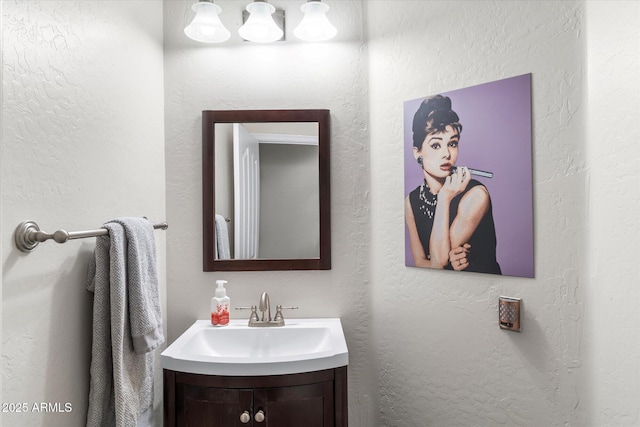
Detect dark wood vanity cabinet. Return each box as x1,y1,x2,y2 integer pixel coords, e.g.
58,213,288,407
164,367,348,427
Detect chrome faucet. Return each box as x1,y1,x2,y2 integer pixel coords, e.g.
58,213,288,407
236,292,298,327
259,292,272,322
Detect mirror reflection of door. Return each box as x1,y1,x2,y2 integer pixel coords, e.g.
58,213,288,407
215,122,320,260
253,130,319,260
233,124,260,259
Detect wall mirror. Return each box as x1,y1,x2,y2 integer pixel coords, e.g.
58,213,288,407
203,109,331,271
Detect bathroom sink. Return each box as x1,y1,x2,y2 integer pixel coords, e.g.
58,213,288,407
161,318,348,376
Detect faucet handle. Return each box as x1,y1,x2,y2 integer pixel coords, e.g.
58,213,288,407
274,305,299,321
235,305,259,323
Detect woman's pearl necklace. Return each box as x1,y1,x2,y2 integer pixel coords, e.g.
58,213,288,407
418,180,437,219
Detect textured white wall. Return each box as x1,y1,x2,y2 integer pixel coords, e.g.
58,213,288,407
1,1,166,425
584,1,640,424
163,0,374,424
367,1,589,425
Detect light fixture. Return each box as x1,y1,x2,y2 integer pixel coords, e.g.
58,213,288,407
293,0,337,42
184,0,230,44
238,0,284,43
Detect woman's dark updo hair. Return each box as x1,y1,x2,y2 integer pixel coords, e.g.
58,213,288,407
412,95,462,149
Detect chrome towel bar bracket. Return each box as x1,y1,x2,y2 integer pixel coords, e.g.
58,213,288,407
14,220,168,253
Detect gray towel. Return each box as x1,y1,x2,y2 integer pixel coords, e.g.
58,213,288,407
215,214,231,259
86,217,164,427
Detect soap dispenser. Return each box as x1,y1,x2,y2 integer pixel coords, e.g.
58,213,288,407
211,280,230,326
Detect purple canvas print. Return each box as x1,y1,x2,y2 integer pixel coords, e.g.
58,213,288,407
404,74,534,278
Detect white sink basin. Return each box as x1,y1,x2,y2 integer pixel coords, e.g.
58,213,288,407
161,318,348,376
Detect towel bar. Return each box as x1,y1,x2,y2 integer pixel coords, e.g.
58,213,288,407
14,219,168,253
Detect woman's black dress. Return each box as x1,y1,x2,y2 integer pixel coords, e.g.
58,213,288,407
409,179,501,274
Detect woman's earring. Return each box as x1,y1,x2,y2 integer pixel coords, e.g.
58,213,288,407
417,156,423,165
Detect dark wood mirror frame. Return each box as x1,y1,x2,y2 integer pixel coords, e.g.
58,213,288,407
202,109,331,271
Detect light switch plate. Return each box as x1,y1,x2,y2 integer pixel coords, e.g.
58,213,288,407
499,296,521,332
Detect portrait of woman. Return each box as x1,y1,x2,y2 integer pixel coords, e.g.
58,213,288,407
404,94,502,274
404,74,534,278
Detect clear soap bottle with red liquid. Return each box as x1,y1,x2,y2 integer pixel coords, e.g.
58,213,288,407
211,280,230,326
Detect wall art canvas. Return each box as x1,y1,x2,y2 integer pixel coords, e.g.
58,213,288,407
404,74,533,278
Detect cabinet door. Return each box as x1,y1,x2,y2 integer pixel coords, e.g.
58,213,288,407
177,384,253,427
253,381,335,427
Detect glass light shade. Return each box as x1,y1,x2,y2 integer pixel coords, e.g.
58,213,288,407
238,1,283,43
293,1,337,42
184,1,230,43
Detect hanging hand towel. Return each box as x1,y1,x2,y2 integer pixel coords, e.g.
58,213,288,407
86,217,164,427
215,213,231,259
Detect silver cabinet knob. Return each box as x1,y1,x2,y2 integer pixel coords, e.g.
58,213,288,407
240,411,251,424
255,410,265,423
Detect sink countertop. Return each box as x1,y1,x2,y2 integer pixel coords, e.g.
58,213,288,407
161,318,349,376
